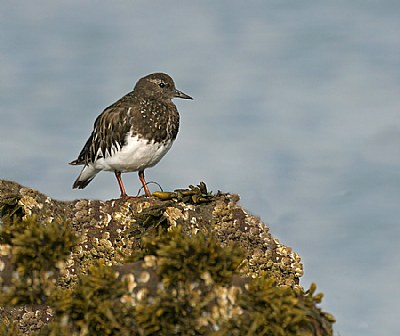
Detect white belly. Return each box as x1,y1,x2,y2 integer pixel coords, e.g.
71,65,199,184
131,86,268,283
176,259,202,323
93,135,173,172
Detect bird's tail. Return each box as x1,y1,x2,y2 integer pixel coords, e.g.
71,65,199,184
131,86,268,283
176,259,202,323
72,164,99,189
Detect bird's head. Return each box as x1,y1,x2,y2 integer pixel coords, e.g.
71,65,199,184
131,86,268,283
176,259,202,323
134,73,193,101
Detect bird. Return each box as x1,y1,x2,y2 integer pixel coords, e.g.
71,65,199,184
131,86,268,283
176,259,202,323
70,72,192,199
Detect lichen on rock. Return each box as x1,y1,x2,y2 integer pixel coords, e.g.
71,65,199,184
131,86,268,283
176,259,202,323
0,179,335,335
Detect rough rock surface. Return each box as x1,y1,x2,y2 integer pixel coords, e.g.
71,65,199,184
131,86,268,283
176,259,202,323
0,180,335,335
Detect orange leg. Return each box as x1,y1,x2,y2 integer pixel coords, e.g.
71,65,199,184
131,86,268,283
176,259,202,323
115,171,129,199
138,170,151,197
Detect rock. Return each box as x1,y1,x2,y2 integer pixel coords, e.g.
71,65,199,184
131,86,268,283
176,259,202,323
0,180,335,335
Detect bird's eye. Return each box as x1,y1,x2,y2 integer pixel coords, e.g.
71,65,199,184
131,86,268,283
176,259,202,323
159,82,166,88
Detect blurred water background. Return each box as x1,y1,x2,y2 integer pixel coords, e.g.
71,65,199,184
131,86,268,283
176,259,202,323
1,1,399,335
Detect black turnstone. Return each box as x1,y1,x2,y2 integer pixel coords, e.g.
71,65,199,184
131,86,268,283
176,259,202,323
70,73,192,198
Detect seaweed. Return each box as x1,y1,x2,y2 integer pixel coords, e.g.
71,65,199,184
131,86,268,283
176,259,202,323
135,226,244,286
0,216,78,305
215,276,335,336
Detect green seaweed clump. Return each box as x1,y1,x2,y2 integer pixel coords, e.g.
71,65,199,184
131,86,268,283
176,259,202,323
133,226,244,286
131,227,246,334
216,276,335,336
0,216,78,305
133,279,212,335
45,261,136,336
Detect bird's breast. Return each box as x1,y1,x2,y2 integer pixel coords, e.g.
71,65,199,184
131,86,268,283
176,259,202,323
129,100,180,143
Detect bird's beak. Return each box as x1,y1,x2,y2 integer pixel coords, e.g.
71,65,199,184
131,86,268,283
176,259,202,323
174,89,193,100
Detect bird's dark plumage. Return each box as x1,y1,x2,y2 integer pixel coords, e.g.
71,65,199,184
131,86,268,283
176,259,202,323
70,72,192,197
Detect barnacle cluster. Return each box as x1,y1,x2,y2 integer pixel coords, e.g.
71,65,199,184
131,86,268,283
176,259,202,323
0,180,335,335
211,195,303,287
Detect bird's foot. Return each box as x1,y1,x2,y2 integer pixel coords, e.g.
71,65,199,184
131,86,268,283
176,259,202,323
120,193,138,201
120,193,154,201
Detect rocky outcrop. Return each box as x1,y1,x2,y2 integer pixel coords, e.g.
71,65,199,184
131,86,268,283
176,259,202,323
0,180,335,335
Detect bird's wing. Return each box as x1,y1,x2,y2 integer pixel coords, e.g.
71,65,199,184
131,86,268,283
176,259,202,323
70,97,134,165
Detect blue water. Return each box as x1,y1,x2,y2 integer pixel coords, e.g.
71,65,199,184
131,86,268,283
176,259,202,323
1,1,399,335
